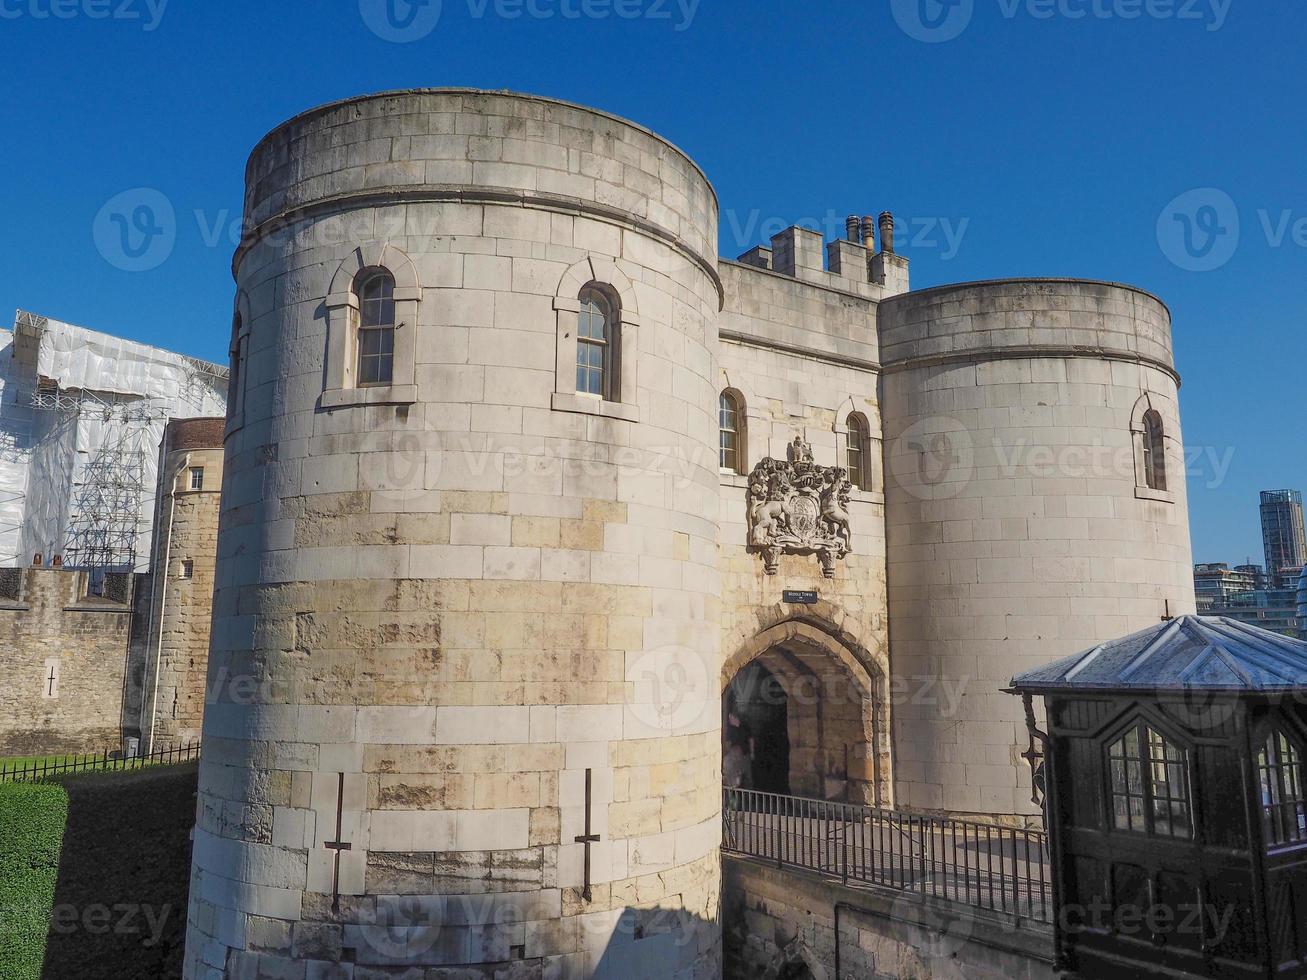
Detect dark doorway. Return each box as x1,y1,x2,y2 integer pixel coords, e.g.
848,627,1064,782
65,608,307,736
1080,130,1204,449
724,660,789,795
779,959,815,980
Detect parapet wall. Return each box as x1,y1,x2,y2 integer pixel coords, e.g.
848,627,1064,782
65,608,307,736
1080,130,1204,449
878,278,1174,374
723,853,1055,979
239,87,719,286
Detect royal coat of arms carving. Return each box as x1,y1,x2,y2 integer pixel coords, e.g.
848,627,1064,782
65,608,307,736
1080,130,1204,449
747,436,852,578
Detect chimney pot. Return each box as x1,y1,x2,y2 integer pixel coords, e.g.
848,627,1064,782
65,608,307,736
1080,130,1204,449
860,216,877,250
879,211,896,254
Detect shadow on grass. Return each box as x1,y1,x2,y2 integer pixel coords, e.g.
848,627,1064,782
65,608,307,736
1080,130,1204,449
40,762,198,980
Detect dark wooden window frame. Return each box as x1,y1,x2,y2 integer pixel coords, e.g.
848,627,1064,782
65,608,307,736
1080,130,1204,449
1103,715,1195,841
1256,723,1307,851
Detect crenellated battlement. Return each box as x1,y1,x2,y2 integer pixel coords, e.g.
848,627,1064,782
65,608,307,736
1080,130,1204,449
734,212,910,298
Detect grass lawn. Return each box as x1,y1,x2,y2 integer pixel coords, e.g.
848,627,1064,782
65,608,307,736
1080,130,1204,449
0,781,69,980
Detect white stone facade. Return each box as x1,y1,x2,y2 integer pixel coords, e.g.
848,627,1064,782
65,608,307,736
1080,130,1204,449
184,90,1196,978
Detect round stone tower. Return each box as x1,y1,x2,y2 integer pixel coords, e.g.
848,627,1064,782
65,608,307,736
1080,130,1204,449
141,416,225,749
878,279,1196,818
184,90,723,978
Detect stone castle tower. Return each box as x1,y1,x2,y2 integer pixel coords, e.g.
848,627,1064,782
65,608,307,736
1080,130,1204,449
184,89,1195,977
186,91,723,978
139,417,225,748
879,281,1193,814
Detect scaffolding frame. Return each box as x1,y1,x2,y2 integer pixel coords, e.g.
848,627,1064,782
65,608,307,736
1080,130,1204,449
7,309,229,572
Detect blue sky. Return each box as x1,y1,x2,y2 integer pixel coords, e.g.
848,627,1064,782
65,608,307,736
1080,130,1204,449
0,0,1301,564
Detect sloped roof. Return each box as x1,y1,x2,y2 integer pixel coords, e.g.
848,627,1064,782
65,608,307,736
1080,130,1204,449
1010,616,1307,694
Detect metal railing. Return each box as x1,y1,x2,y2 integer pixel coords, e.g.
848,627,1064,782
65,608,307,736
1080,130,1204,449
723,786,1051,925
0,740,200,783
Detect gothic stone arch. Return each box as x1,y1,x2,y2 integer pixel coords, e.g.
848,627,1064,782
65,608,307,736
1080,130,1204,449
723,612,889,806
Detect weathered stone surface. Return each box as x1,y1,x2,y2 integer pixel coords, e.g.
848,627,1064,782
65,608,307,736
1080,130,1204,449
0,567,136,755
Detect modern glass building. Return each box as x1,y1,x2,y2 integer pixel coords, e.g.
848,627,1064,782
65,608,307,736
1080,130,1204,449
1261,490,1307,587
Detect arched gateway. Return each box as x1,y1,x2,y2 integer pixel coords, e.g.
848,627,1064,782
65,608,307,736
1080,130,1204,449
722,615,888,807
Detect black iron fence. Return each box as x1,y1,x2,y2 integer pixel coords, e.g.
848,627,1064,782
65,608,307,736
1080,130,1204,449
723,786,1051,925
0,740,200,783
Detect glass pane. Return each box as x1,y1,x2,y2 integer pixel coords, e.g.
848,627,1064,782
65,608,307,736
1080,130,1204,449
579,290,610,342
577,364,601,396
1114,796,1130,830
1127,760,1142,795
360,273,396,328
1111,760,1126,794
1168,763,1186,792
1129,795,1144,827
363,274,394,302
1261,731,1307,847
1153,799,1171,837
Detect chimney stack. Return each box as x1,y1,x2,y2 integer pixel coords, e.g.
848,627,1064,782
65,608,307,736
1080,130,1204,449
845,215,861,244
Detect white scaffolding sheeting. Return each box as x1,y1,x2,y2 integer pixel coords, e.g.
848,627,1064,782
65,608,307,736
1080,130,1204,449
0,311,229,570
37,318,228,403
0,328,28,566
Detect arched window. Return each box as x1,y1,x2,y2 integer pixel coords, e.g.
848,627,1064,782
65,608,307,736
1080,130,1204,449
846,414,869,490
1108,722,1192,839
720,390,745,474
228,313,243,418
576,285,615,400
1141,409,1167,491
356,271,396,387
1259,730,1307,847
227,305,251,431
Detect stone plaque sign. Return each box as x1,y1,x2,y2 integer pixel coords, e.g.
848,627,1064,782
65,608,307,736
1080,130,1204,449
783,590,819,605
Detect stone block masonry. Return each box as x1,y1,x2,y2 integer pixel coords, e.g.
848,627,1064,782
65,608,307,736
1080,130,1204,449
135,417,226,749
0,567,138,756
723,853,1055,979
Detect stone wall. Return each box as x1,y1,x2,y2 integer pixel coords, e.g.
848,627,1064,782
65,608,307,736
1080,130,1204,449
0,567,137,756
716,258,894,807
723,853,1055,980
